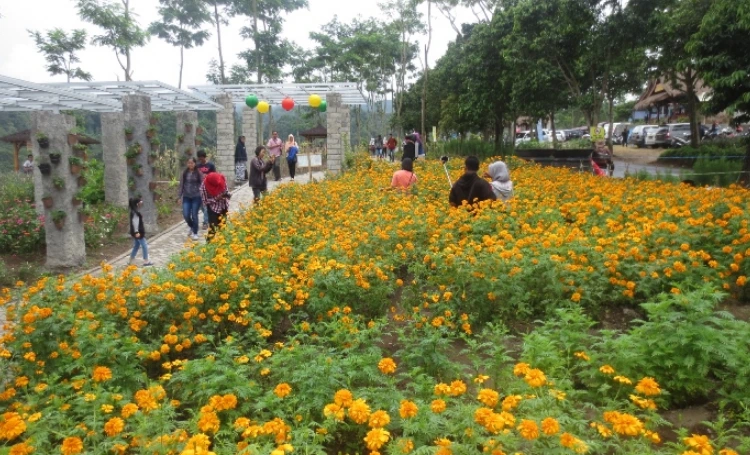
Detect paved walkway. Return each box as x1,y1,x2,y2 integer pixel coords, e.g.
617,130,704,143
88,172,326,273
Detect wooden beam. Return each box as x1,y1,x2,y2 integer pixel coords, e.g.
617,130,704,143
13,143,19,172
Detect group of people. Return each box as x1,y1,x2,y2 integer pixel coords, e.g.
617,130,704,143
370,134,399,162
234,131,300,184
388,154,514,208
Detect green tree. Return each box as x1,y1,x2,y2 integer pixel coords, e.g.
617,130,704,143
150,0,212,88
651,0,713,147
28,29,92,83
206,0,232,84
688,0,750,183
76,0,149,81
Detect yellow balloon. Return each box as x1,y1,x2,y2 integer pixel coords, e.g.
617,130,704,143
309,94,322,108
257,101,270,114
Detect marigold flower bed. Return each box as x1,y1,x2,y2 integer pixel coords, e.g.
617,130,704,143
1,156,748,454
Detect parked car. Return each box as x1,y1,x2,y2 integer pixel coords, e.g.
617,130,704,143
515,131,533,145
565,129,583,140
645,126,669,148
543,129,566,142
628,125,658,148
664,123,691,147
601,122,633,139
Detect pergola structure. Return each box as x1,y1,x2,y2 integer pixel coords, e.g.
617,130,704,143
189,82,366,106
300,124,328,140
0,74,122,112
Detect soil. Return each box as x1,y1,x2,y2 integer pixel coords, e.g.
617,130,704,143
611,145,685,167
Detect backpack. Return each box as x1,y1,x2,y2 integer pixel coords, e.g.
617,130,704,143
287,146,298,162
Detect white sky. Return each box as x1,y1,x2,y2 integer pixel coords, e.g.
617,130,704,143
0,0,476,88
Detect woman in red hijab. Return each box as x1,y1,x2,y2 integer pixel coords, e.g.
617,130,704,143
199,172,232,241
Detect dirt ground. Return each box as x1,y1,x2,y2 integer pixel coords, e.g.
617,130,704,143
611,145,670,166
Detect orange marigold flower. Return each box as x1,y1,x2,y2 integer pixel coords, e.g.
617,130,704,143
9,441,34,455
541,417,560,435
513,362,531,377
477,388,499,408
635,377,661,396
348,398,371,424
334,389,353,407
92,366,112,382
368,410,390,428
574,351,590,361
0,412,27,440
430,399,447,414
121,403,139,418
60,436,83,455
399,400,418,419
378,358,397,375
719,449,739,455
524,369,547,388
364,428,390,451
323,403,345,421
103,417,125,437
274,383,292,399
502,395,522,411
683,434,713,455
599,365,615,375
448,380,467,396
198,410,220,433
398,439,414,454
517,419,539,440
613,375,632,385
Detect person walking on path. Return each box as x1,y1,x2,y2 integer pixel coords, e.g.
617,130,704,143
375,134,384,160
196,150,216,230
267,131,283,181
622,127,630,148
386,134,397,162
234,136,248,183
200,172,232,242
178,158,205,241
484,160,514,202
22,154,34,176
413,130,425,160
402,135,416,161
129,196,154,266
390,157,418,191
249,145,276,202
449,156,496,208
285,135,299,181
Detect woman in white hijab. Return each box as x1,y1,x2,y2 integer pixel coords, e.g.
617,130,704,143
484,161,514,201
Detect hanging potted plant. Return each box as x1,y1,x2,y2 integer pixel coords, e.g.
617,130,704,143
38,162,52,175
133,143,143,155
150,137,161,149
79,207,93,224
133,163,144,177
148,151,158,165
195,137,203,146
51,210,66,230
72,193,82,206
125,147,138,165
149,181,158,191
125,127,134,141
184,122,193,133
67,131,79,146
42,194,54,209
36,132,50,149
69,156,84,175
149,113,161,126
177,133,185,144
77,175,87,187
185,147,193,156
128,178,135,190
53,176,65,190
196,125,204,135
146,126,157,139
72,142,88,158
49,152,62,165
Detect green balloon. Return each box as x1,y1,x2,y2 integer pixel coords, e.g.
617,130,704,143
318,100,327,113
245,94,259,108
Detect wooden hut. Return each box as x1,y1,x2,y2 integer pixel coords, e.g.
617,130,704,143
1,129,101,172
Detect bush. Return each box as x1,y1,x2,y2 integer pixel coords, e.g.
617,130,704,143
79,159,105,205
0,173,44,254
434,138,512,159
82,204,128,248
686,158,743,187
658,141,746,166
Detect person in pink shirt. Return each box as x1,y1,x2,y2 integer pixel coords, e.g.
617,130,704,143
390,158,418,191
266,131,283,181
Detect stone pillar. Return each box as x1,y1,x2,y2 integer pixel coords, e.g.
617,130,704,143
175,111,198,166
101,112,129,207
123,95,159,233
242,106,258,150
215,94,235,188
32,112,86,268
326,93,347,174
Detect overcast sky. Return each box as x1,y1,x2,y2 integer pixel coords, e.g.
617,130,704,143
0,0,476,89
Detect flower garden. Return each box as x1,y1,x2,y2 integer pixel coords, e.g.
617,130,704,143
1,155,750,455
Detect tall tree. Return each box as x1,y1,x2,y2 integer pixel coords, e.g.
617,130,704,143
689,0,750,183
651,0,713,147
76,0,149,81
150,0,211,88
28,29,93,83
207,0,231,84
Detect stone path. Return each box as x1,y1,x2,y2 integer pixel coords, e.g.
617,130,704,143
86,171,326,274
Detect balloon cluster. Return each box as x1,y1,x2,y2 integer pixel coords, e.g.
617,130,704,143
244,94,327,113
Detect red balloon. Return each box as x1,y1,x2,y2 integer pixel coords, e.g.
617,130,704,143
281,97,295,111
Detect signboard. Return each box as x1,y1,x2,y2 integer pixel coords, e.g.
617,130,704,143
589,126,606,142
298,154,323,167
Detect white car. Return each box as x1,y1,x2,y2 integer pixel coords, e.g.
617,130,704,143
543,129,566,142
515,131,533,145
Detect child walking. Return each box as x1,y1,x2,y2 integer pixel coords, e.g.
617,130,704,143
129,197,154,266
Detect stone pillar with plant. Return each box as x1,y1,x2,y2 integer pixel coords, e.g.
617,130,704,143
123,94,159,233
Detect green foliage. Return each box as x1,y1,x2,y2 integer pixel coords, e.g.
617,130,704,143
51,210,66,223
658,141,746,166
82,204,127,248
79,159,105,205
27,28,92,82
432,138,511,160
685,158,743,187
0,173,43,254
53,176,65,189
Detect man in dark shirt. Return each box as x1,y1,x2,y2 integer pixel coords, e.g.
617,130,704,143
402,135,416,161
449,156,496,208
196,149,216,229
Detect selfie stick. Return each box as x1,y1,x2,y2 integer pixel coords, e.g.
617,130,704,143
440,155,452,188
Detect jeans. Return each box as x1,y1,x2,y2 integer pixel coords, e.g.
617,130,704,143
182,196,201,235
206,208,227,242
288,159,296,179
201,203,208,227
272,156,281,181
130,237,149,261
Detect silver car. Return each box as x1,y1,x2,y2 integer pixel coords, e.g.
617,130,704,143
665,123,691,147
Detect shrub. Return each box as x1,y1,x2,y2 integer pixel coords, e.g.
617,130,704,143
686,158,743,187
658,141,746,166
0,173,44,253
79,159,105,205
82,204,127,248
435,138,512,159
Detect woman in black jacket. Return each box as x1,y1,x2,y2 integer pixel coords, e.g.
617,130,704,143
402,134,416,161
234,135,248,182
249,145,276,202
128,197,153,266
